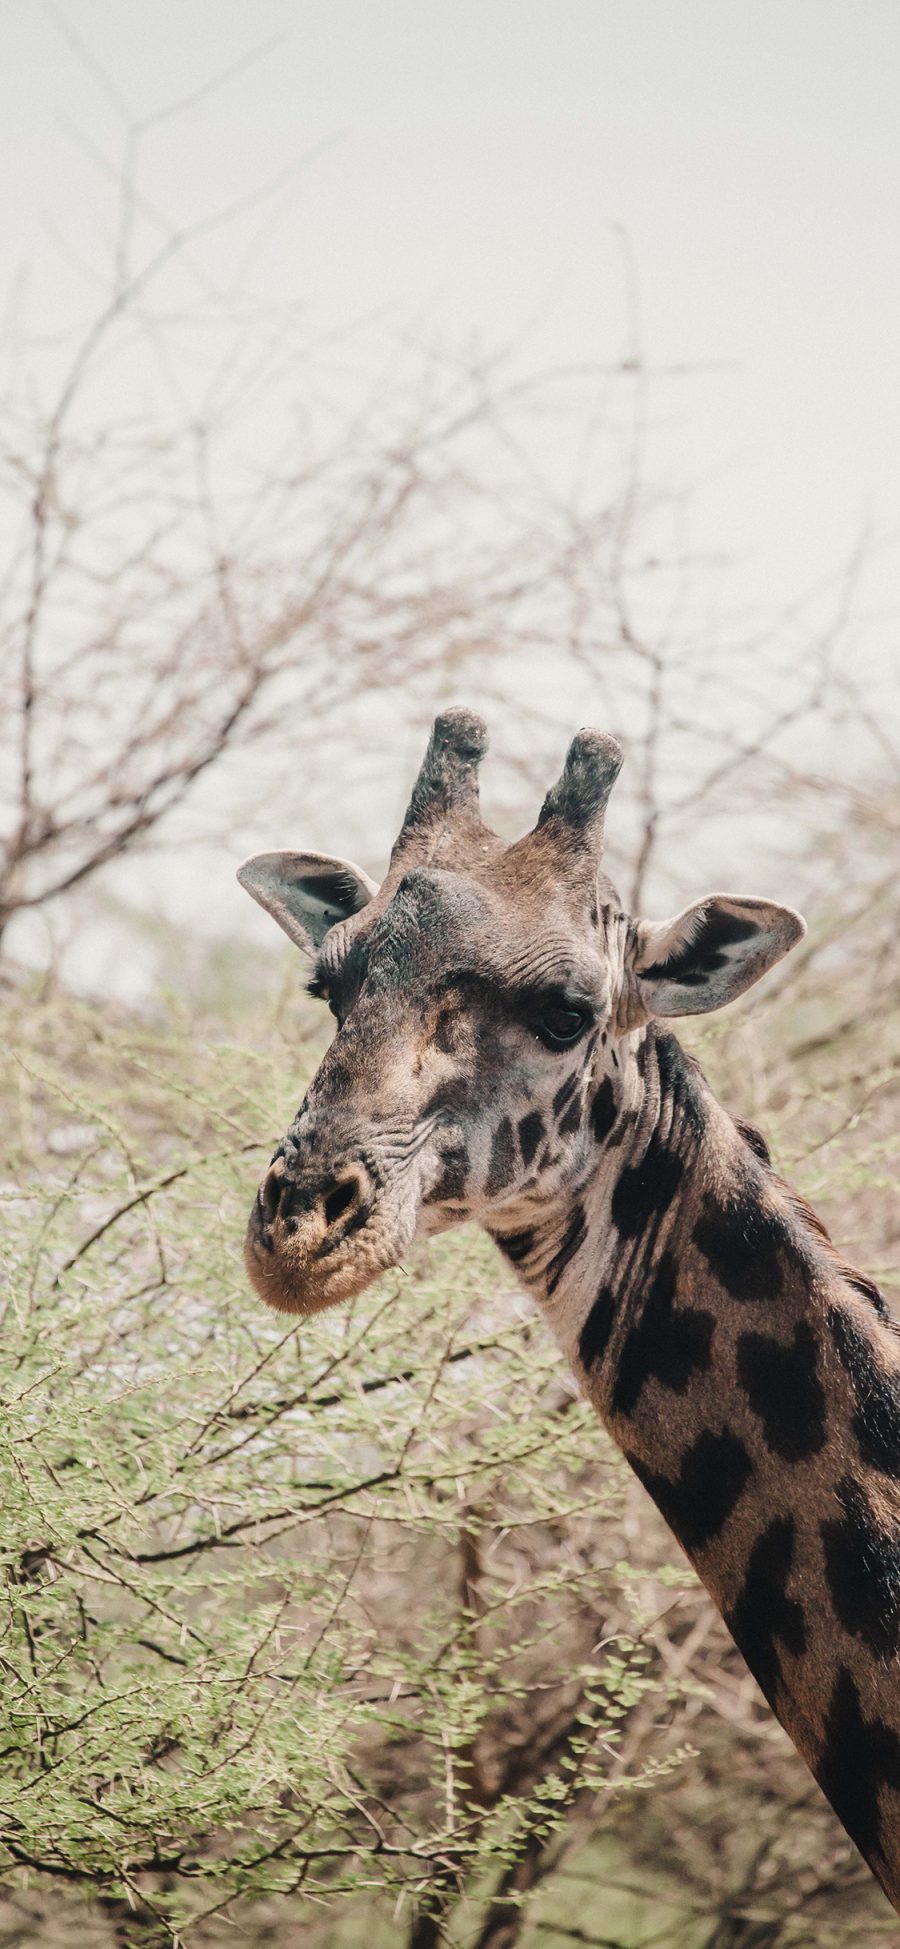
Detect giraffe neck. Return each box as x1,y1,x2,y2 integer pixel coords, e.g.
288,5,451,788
502,1027,900,1912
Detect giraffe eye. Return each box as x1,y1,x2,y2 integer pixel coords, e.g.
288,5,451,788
534,1001,590,1049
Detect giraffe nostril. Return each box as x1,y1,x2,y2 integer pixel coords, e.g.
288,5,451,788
261,1161,285,1221
323,1177,359,1229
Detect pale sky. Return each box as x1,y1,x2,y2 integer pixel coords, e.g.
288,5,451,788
5,0,899,602
3,1,899,992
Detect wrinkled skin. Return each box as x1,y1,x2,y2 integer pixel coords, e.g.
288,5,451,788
240,711,803,1317
246,862,626,1312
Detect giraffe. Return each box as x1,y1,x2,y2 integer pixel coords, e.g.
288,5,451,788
238,708,900,1912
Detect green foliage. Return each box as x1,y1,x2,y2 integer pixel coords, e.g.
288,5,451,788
0,979,693,1943
1,913,897,1946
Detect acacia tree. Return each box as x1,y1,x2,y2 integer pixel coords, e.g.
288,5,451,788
0,206,598,947
12,31,846,970
0,985,692,1943
2,34,665,957
6,33,881,969
1,912,896,1949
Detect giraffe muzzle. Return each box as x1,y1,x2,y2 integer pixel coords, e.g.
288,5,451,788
245,1151,410,1315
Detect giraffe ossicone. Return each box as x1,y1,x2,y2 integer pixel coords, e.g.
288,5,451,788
239,708,900,1914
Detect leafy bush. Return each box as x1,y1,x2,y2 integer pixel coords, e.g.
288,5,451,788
0,977,698,1945
1,913,897,1944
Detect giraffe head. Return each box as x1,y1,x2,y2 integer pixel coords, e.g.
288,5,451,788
239,710,804,1314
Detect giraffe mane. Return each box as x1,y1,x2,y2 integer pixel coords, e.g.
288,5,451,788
729,1112,891,1322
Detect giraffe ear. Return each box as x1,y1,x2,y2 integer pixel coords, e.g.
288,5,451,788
633,894,806,1017
237,850,378,954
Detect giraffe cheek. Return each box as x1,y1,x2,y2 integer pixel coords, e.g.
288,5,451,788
421,1140,471,1210
485,1117,516,1195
